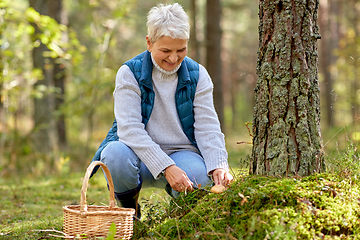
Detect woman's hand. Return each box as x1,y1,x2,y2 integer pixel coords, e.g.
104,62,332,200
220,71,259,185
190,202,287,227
212,168,233,186
164,165,194,192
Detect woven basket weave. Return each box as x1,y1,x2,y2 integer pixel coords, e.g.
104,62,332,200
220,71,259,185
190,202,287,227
63,161,135,239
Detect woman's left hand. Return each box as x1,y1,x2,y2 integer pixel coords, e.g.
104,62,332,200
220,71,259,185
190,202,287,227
212,168,233,186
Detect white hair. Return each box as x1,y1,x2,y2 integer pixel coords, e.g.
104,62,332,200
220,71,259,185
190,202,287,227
147,3,190,43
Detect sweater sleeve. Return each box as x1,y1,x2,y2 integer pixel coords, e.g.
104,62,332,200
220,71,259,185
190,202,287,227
113,65,175,178
193,65,229,174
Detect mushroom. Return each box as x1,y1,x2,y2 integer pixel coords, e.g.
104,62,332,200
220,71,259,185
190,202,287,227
210,184,226,193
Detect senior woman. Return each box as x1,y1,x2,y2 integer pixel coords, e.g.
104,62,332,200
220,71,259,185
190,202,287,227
90,3,232,218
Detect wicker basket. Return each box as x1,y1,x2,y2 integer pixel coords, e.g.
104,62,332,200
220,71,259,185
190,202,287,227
63,161,135,239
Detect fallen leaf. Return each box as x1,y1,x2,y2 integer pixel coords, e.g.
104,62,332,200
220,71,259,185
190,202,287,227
241,197,248,206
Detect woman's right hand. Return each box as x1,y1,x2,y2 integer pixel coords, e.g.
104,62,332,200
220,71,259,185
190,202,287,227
164,165,194,192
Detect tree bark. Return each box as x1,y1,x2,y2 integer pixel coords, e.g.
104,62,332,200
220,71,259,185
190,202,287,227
51,0,67,149
189,0,200,62
30,0,67,151
54,61,67,148
251,0,324,177
30,0,55,152
206,0,224,130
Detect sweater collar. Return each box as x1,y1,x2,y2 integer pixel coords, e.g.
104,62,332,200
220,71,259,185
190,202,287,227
150,52,182,76
139,51,190,90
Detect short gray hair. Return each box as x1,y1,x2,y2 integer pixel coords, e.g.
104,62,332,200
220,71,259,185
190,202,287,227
147,3,190,43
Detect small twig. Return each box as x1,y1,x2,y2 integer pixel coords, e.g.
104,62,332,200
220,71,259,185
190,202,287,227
170,197,183,210
175,219,181,240
228,166,237,182
32,229,73,239
0,231,13,236
237,122,253,145
48,234,69,239
245,122,253,137
323,126,345,147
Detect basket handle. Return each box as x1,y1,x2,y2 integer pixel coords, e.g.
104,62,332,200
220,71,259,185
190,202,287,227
80,161,116,213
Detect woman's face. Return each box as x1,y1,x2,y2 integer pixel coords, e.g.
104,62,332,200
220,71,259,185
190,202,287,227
146,36,188,72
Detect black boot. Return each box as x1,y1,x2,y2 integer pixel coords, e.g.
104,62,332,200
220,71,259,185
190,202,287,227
165,183,174,198
114,179,142,220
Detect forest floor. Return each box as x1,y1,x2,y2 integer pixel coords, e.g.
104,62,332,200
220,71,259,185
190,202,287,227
0,169,173,239
1,140,360,239
0,135,248,239
2,169,360,239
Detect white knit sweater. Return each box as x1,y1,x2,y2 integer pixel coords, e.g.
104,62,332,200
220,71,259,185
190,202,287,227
113,55,229,179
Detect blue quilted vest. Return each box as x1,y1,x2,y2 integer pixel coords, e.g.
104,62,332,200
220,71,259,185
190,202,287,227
90,50,199,177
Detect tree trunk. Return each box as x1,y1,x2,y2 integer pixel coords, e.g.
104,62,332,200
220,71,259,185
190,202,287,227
51,0,67,149
350,0,359,124
206,0,224,130
328,0,339,126
30,0,67,152
54,61,67,148
0,32,3,121
189,0,200,62
30,12,55,153
251,0,324,177
319,0,334,127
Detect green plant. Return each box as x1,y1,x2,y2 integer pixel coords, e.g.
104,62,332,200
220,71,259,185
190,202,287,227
325,133,360,178
135,172,360,239
106,222,117,240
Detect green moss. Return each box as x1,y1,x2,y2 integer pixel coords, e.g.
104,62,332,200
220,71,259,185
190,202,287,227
135,173,360,239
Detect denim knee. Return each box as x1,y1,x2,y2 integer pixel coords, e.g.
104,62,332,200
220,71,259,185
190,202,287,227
100,141,141,193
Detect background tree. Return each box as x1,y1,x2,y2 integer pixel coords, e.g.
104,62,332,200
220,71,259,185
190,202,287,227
0,10,4,123
52,0,68,149
189,0,200,62
206,0,224,129
318,0,339,127
64,0,134,159
29,0,67,154
251,0,324,176
221,0,258,133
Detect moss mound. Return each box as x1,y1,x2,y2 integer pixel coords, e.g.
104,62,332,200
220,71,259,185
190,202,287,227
134,173,360,239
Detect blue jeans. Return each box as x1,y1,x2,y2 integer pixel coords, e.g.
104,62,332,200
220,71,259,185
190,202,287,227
100,141,212,196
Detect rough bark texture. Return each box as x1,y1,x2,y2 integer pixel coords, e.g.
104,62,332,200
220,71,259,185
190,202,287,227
206,0,224,130
251,0,325,176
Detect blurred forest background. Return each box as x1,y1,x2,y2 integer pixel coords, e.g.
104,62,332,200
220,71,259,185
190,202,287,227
0,0,359,178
